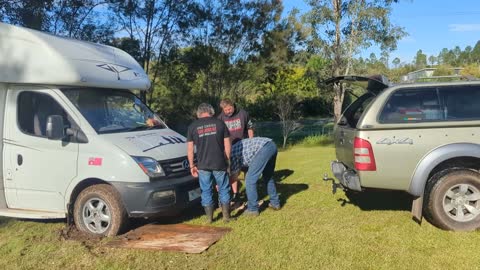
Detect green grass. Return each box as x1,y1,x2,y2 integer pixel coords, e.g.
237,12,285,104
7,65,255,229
2,146,480,269
297,134,334,146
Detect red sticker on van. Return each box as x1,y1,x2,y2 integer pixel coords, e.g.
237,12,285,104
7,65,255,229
88,157,103,166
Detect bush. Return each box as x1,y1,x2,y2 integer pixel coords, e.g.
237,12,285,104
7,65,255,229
297,135,334,146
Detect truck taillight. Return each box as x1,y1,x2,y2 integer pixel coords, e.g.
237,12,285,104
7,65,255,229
354,137,376,171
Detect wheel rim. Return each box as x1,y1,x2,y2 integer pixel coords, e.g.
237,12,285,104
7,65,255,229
443,183,480,222
82,198,111,234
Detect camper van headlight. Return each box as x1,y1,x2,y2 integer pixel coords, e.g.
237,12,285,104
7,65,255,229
132,156,165,177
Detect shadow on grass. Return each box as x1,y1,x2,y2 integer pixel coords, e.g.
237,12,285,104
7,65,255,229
231,183,309,217
273,169,294,182
0,216,15,228
338,190,412,211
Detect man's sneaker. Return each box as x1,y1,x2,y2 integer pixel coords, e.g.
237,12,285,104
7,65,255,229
244,209,259,217
268,203,281,211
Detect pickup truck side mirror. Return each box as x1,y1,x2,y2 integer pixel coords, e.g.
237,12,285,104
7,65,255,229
46,115,65,140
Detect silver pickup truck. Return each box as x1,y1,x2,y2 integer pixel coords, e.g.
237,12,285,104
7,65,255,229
327,75,480,231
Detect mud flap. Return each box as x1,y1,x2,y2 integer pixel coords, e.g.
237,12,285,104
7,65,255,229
411,196,423,224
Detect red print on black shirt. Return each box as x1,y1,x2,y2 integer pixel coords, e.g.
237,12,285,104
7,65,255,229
197,124,218,137
224,118,242,131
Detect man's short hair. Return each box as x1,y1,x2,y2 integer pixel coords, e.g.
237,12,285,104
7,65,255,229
220,98,234,109
196,103,215,117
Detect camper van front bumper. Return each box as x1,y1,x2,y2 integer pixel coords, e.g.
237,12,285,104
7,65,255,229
111,174,200,218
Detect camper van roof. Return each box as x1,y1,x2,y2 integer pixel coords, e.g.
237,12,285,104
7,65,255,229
0,22,150,90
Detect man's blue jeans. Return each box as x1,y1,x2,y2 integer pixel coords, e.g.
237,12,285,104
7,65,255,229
198,170,231,207
245,141,280,212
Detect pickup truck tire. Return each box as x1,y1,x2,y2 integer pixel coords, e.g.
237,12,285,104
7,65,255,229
73,184,128,237
425,169,480,231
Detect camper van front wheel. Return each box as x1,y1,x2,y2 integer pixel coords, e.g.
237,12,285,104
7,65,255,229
73,184,128,237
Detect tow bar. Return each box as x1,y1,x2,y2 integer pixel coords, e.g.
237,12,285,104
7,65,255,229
323,173,344,194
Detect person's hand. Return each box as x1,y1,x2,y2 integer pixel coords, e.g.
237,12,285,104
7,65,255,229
190,166,198,178
146,118,160,127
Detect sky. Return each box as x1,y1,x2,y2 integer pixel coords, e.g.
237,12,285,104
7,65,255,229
283,0,480,65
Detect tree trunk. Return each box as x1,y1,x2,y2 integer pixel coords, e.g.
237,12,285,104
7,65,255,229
283,135,287,149
333,83,345,122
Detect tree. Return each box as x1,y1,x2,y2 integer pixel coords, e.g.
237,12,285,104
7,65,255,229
428,55,436,66
0,0,114,42
472,41,480,64
276,94,302,148
190,0,283,100
0,0,53,30
110,0,197,103
305,0,406,121
414,49,427,68
392,57,401,68
50,0,115,42
264,67,316,147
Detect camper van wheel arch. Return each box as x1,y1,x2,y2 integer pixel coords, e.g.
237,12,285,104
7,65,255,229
73,184,128,237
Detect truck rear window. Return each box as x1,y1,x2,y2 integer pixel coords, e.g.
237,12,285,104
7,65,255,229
341,93,375,127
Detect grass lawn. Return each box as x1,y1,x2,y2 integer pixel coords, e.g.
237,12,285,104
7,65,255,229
1,146,480,269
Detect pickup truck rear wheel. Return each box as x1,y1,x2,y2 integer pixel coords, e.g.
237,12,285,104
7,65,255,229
425,169,480,231
73,184,128,237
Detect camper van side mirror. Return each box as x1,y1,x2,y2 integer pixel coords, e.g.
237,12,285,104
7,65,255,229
46,115,65,140
337,116,348,126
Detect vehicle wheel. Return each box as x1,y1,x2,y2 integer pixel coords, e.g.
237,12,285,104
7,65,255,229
424,169,480,231
73,184,128,237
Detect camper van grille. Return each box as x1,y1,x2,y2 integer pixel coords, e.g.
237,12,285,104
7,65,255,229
159,156,190,178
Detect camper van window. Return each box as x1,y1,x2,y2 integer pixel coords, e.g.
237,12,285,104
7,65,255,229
17,92,71,137
62,88,165,134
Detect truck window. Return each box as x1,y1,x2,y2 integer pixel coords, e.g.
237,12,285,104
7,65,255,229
17,92,72,137
62,88,166,134
440,86,480,120
379,85,480,123
379,88,441,123
341,93,375,127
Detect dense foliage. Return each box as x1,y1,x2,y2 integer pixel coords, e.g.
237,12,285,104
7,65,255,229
1,0,479,129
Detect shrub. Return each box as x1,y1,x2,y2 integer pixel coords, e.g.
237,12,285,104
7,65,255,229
297,135,334,146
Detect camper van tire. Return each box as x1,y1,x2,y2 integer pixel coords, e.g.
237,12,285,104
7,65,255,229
73,184,128,237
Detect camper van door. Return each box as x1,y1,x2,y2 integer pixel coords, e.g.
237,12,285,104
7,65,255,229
3,86,79,212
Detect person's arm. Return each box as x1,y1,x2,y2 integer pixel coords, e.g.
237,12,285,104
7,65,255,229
187,141,198,178
245,111,254,138
224,137,231,161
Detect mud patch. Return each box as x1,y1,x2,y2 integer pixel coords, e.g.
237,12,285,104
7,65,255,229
58,224,106,255
106,224,232,253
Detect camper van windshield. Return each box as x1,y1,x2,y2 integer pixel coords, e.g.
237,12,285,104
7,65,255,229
62,88,166,134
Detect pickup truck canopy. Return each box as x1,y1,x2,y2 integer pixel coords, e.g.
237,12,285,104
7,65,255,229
0,22,150,90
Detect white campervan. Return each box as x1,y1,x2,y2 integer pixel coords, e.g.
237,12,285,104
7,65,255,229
0,22,201,236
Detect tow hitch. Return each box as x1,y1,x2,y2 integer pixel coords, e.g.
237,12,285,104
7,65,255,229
323,173,344,194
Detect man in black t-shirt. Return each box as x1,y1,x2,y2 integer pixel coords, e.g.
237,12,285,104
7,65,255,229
187,103,233,223
218,98,254,204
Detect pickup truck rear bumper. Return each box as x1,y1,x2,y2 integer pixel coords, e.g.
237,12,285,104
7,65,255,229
331,161,362,191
